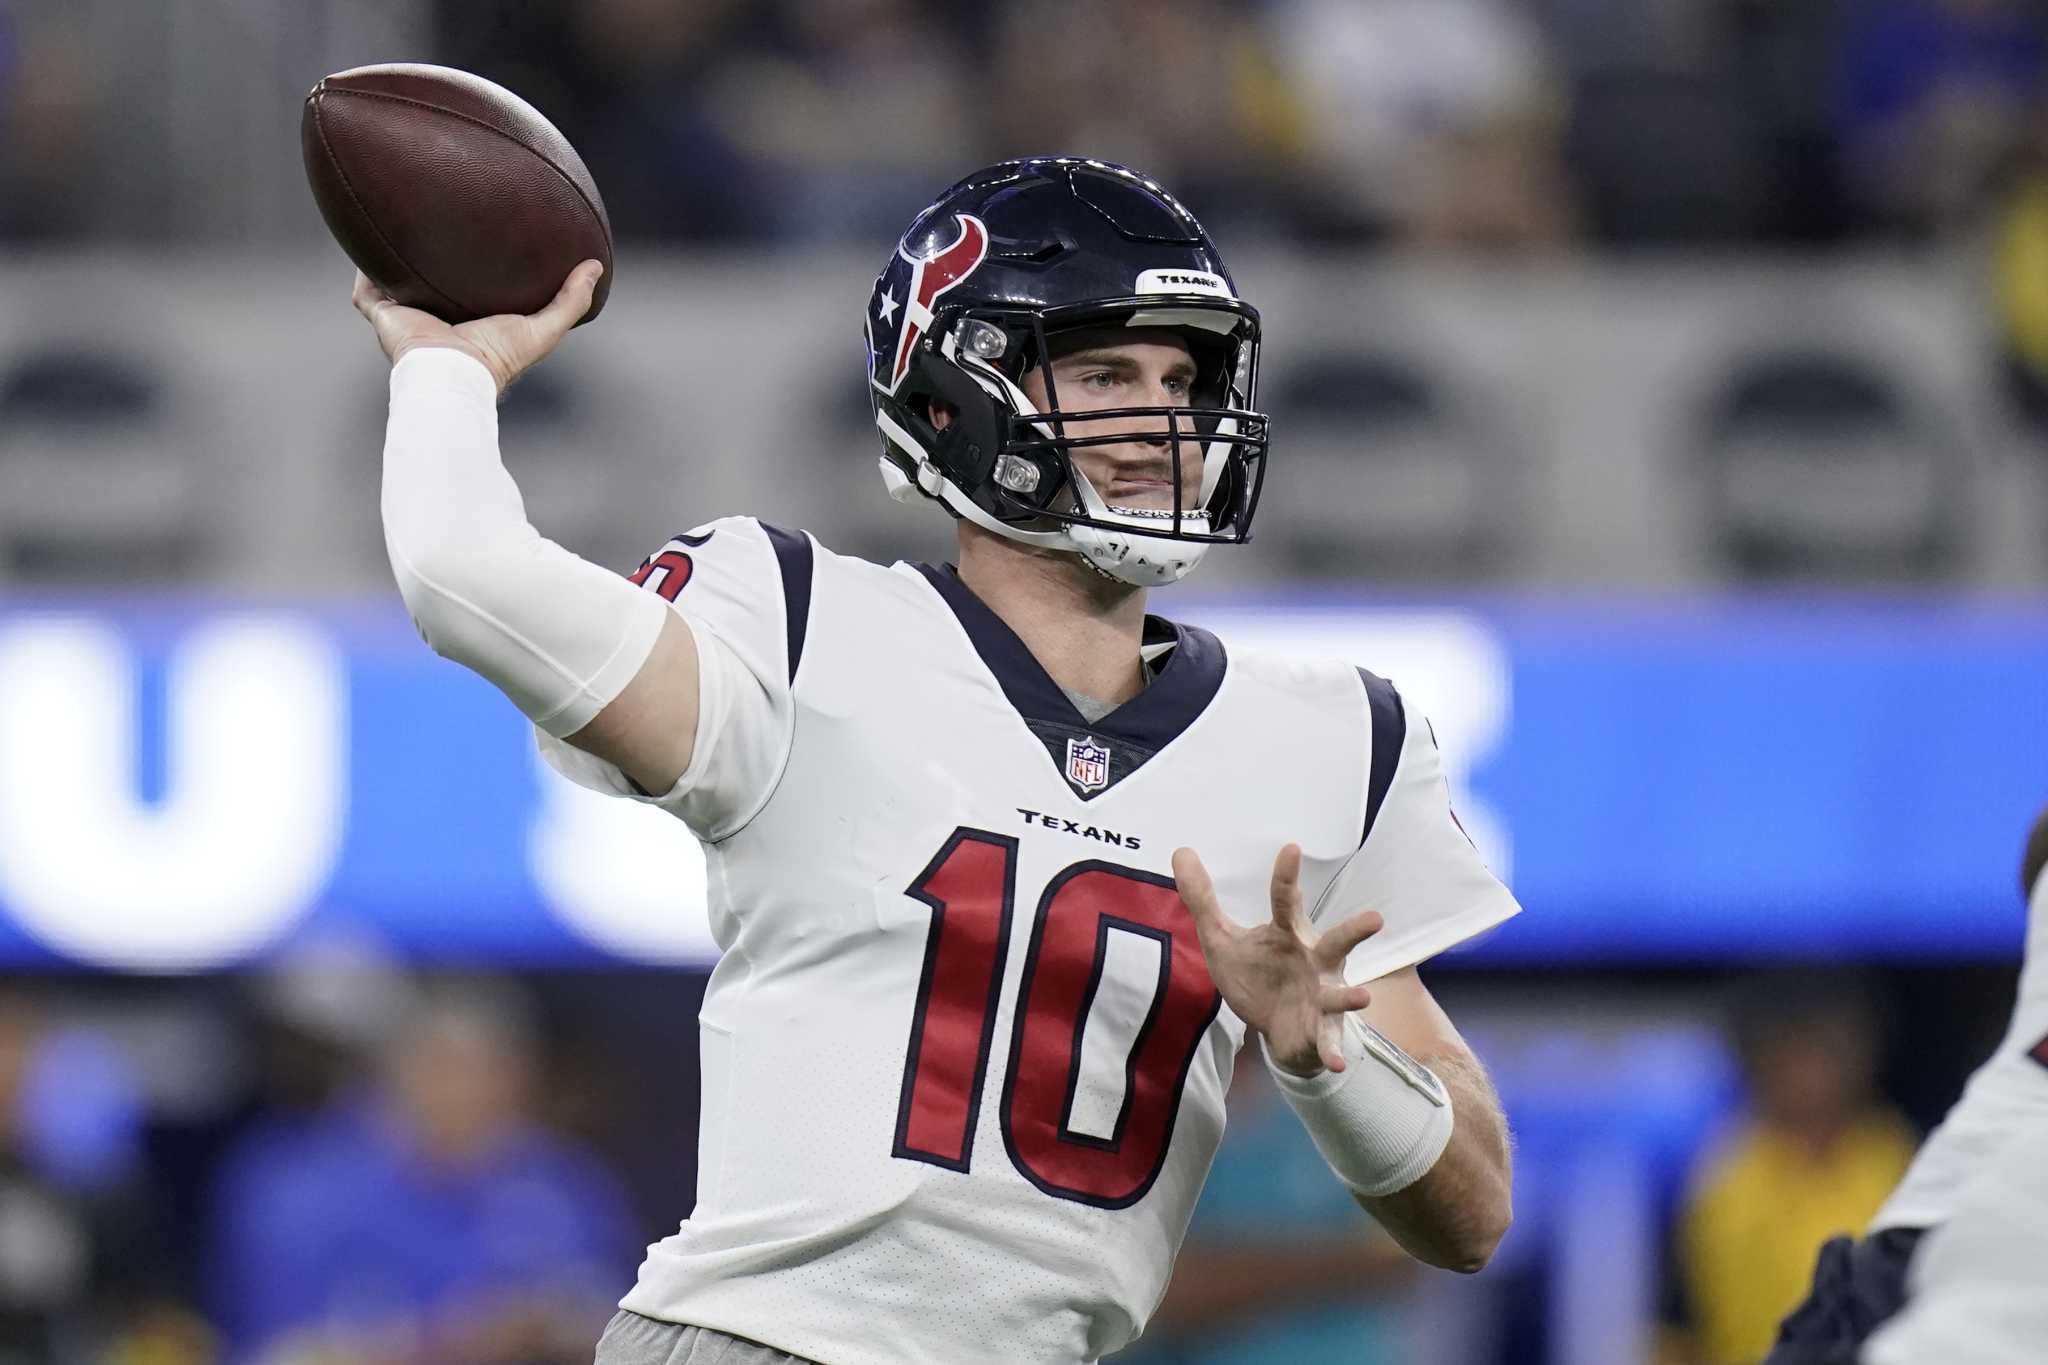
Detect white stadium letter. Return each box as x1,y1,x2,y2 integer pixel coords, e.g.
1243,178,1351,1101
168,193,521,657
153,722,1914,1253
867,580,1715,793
0,618,344,970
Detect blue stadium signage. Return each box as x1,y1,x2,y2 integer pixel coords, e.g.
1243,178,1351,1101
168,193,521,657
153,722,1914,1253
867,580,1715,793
0,597,2041,969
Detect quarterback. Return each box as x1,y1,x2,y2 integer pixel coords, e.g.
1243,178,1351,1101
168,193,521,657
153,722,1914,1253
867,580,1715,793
357,159,1519,1365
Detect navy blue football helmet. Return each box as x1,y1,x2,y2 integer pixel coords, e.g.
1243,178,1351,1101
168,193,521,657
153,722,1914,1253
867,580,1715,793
865,157,1268,585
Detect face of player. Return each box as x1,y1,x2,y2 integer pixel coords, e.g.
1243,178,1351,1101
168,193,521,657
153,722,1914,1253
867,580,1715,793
1020,327,1204,513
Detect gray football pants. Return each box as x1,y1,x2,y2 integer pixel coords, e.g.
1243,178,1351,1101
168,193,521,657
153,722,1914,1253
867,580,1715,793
595,1310,819,1365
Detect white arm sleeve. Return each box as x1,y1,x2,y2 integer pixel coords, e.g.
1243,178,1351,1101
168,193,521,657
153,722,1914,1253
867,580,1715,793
536,517,806,841
1314,672,1521,982
380,347,667,737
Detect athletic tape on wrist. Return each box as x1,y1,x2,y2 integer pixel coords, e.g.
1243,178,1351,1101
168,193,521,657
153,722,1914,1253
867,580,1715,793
1263,1014,1454,1198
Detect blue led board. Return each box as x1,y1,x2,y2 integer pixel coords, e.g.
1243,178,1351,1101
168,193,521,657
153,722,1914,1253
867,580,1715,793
0,596,2041,969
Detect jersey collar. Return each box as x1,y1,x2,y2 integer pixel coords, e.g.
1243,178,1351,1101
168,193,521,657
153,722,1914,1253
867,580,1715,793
912,562,1227,798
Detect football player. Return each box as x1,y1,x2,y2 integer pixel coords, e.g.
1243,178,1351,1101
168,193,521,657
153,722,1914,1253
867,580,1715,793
1861,1115,2048,1363
356,159,1520,1365
1763,800,2048,1365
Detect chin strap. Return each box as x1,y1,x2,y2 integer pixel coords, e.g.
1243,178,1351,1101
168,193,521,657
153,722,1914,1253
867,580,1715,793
876,417,1216,586
1064,470,1213,585
1068,519,1210,586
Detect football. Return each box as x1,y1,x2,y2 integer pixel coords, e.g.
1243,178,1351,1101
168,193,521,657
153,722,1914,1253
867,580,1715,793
301,63,613,325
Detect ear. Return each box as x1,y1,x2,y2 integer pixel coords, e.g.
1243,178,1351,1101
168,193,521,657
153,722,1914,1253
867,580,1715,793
929,399,958,432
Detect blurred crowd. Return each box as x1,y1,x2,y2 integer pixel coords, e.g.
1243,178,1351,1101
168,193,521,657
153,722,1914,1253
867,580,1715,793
4,0,2048,595
0,957,2009,1365
3,0,2048,252
0,958,693,1365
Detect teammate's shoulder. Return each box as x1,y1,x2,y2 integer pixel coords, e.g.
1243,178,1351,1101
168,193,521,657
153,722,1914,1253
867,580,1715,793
2024,799,2048,901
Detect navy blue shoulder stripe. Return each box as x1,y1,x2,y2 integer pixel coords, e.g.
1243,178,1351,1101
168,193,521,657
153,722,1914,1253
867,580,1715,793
1357,668,1406,848
759,524,813,684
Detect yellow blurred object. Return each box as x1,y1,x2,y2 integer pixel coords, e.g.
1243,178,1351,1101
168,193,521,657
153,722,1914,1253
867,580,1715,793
1995,179,2048,377
1679,1115,1918,1365
103,1303,218,1365
1229,35,1314,163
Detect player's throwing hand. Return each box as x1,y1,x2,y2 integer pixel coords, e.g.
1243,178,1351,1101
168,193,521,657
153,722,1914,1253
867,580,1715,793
1173,844,1384,1077
351,260,603,394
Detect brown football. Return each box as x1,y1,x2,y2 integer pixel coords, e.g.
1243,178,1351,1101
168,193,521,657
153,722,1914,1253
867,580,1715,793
302,63,612,325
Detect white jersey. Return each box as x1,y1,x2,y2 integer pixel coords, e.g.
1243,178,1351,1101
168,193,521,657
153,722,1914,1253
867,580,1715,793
1874,863,2048,1232
1863,1117,2048,1365
542,517,1520,1365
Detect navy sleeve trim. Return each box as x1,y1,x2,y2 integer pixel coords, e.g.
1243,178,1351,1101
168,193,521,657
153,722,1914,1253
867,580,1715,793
1357,668,1407,848
760,523,814,685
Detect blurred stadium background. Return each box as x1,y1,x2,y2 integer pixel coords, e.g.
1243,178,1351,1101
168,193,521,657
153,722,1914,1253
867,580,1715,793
3,0,2047,1362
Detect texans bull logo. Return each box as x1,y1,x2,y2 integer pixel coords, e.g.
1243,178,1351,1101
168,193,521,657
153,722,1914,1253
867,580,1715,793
879,214,990,394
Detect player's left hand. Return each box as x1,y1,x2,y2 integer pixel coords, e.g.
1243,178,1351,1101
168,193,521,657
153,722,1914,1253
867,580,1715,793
1173,843,1382,1078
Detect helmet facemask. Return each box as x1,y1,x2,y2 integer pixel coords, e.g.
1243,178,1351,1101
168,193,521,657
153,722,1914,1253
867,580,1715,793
880,296,1269,587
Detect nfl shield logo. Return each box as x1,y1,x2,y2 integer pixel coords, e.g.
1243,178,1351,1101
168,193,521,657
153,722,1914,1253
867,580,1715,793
1066,737,1111,792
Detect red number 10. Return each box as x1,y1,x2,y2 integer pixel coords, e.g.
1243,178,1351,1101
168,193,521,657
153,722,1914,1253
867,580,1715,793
892,827,1222,1208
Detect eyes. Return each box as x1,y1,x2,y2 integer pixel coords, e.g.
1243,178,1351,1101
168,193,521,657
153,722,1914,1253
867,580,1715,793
1072,369,1192,399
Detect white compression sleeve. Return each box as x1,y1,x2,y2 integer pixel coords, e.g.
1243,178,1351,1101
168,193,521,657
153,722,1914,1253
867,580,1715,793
380,347,668,737
1263,1013,1455,1198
